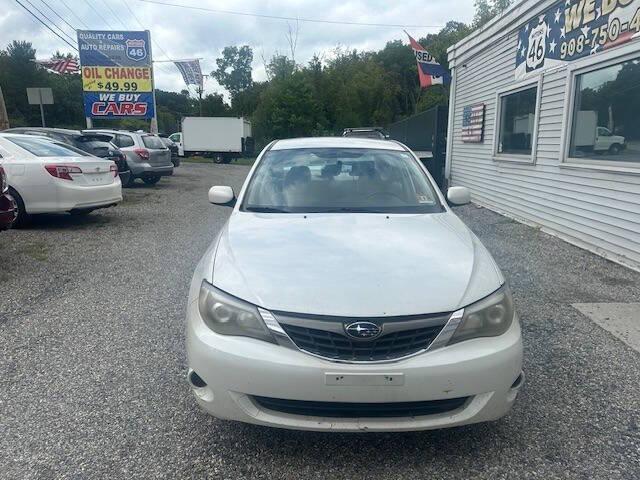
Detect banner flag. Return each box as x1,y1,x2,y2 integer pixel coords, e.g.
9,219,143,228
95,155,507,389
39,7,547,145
405,32,451,88
174,59,204,88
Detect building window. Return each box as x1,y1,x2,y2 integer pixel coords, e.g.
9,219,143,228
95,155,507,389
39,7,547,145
497,86,538,156
569,57,639,164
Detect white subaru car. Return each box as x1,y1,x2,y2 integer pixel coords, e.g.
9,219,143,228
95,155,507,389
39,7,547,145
186,137,523,432
0,133,122,225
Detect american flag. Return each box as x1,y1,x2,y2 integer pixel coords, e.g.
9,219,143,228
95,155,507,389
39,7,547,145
36,58,80,74
462,104,485,143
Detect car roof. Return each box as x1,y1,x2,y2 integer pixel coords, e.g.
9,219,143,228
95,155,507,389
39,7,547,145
271,137,405,151
6,127,82,136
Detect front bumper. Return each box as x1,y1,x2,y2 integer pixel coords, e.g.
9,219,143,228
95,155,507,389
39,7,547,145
186,301,524,432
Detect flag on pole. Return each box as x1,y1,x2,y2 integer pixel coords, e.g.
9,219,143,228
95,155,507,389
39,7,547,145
405,32,450,89
174,59,204,89
36,57,79,74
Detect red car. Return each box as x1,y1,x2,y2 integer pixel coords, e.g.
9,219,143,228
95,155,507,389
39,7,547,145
0,165,17,231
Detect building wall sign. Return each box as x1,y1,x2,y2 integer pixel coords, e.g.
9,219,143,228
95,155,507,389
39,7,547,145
462,103,486,143
515,0,640,80
77,30,155,119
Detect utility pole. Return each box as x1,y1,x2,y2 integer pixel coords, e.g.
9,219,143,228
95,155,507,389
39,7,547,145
196,74,209,117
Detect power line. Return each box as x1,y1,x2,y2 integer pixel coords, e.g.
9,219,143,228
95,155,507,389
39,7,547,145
101,0,128,29
59,0,90,29
38,0,77,33
23,0,76,43
83,0,116,29
13,0,78,51
134,0,444,29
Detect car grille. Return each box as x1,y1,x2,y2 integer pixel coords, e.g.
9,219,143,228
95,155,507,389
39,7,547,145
280,323,444,362
252,396,470,418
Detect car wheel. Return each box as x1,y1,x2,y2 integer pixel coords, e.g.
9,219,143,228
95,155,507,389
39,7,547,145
8,187,30,228
609,144,621,155
143,176,161,185
123,174,136,187
213,155,225,164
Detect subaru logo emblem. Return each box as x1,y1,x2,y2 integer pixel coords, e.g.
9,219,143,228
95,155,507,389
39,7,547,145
345,322,381,340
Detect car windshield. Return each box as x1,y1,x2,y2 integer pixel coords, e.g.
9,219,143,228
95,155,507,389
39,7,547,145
142,135,165,149
242,147,443,214
6,136,88,157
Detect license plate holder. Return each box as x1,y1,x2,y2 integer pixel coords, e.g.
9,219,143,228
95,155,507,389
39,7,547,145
325,373,404,387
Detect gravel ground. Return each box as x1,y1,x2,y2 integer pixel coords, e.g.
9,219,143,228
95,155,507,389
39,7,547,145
1,163,639,480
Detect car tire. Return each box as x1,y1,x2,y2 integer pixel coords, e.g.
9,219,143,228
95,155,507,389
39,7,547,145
8,187,30,228
123,174,136,188
213,155,224,164
143,176,161,185
609,144,621,155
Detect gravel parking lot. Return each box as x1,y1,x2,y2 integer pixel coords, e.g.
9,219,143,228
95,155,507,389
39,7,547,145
1,163,639,479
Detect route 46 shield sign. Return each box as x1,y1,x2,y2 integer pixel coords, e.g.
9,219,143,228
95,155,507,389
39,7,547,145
125,39,147,62
526,23,548,71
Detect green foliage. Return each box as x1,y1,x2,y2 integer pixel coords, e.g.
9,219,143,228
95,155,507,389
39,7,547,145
473,0,513,28
211,45,253,99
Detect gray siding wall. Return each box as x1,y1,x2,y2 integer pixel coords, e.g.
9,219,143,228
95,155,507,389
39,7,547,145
449,12,640,271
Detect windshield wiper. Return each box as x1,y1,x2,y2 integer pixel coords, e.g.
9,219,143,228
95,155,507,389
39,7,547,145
320,207,387,213
244,206,291,213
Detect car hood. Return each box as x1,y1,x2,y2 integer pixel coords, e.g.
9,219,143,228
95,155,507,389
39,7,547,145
211,212,503,317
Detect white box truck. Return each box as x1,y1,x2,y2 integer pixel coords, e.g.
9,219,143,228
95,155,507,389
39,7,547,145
169,117,253,163
573,111,626,155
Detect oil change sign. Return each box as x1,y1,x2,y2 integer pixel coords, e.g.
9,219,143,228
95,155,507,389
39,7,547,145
515,0,640,80
77,30,154,118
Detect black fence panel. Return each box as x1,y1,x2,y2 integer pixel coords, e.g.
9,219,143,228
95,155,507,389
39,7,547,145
389,106,448,189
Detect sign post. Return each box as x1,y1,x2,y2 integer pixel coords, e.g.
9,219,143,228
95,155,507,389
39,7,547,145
0,86,9,130
77,30,156,127
26,87,54,127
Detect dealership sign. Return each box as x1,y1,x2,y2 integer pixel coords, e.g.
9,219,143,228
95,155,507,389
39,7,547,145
515,0,640,79
77,30,154,118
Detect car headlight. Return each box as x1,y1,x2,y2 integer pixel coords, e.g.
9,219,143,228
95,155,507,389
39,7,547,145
448,285,514,345
198,281,276,343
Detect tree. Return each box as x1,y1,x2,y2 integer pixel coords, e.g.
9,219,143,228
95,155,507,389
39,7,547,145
211,45,253,100
253,72,324,143
473,0,513,28
6,40,36,61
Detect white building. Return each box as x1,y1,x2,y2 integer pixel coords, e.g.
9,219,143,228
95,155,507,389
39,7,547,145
446,0,640,271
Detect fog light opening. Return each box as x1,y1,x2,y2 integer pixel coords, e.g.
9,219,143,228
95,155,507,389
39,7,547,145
511,372,524,390
188,370,207,388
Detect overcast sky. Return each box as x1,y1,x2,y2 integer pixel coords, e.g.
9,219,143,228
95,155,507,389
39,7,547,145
1,0,475,98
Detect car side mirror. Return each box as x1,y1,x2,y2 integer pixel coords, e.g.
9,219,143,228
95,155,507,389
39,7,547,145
447,186,471,206
208,186,236,206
